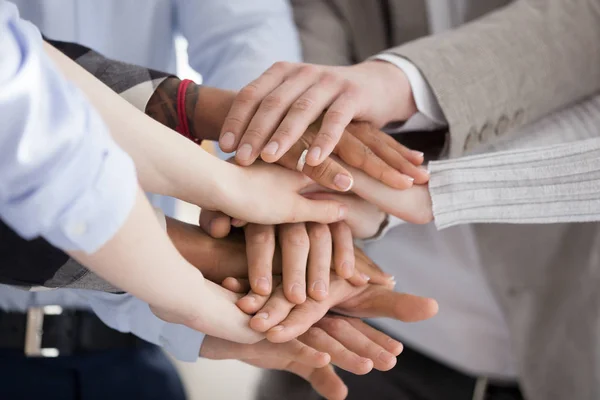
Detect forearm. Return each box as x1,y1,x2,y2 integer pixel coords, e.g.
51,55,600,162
44,41,236,210
146,78,234,143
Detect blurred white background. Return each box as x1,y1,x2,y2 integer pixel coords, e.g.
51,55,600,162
171,38,263,400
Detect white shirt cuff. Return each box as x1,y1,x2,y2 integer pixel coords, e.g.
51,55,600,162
372,54,447,132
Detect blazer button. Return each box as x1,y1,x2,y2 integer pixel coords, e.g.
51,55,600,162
464,128,478,152
496,115,509,136
512,109,525,128
478,122,493,142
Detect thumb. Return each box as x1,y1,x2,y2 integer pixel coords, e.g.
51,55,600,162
199,209,231,238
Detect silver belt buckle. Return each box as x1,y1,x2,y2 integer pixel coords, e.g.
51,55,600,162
472,377,489,400
24,305,63,357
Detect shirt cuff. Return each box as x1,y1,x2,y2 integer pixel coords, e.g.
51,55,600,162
372,54,447,132
82,290,205,362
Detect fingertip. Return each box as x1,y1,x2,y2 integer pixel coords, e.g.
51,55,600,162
305,146,322,166
355,358,374,375
252,277,271,296
236,296,259,314
249,313,273,332
386,339,404,356
333,173,353,192
317,352,332,367
219,131,237,152
235,143,255,166
338,260,354,279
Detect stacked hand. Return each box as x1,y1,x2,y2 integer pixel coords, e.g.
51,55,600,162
166,218,438,399
218,61,426,186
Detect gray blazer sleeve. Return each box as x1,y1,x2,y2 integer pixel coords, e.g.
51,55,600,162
386,0,600,158
429,95,600,229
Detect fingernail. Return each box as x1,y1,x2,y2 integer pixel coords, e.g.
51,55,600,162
231,218,244,227
270,325,284,332
378,351,395,363
246,296,256,303
407,177,415,183
256,277,271,293
333,174,353,191
387,275,396,281
263,141,279,155
312,280,327,294
291,283,304,298
307,146,321,164
236,144,253,162
420,166,431,176
342,261,353,277
361,273,371,282
220,132,235,149
255,312,269,320
411,150,424,159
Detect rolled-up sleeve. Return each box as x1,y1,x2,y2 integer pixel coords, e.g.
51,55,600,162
81,290,205,362
0,2,137,253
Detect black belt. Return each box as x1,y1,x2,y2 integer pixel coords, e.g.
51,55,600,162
398,344,524,400
0,307,144,357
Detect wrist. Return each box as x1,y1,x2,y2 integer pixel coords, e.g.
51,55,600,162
192,86,236,142
361,60,417,123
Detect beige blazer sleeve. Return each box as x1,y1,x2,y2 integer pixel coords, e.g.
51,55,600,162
386,0,600,158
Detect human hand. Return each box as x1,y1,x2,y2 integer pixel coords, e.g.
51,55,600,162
225,248,437,343
148,80,424,192
219,61,418,171
196,210,392,300
200,315,403,399
215,160,350,225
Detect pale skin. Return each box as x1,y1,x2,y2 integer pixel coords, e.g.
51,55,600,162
219,61,424,175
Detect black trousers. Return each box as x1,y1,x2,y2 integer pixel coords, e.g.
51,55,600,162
0,342,186,400
256,344,523,400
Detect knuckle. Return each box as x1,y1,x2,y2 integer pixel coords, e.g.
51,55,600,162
320,316,349,334
247,230,274,245
305,326,326,341
298,64,319,77
282,230,310,247
324,110,346,127
273,126,294,139
308,224,330,241
223,115,246,129
237,83,261,104
318,129,341,145
270,61,290,74
261,94,284,111
291,97,315,112
243,128,266,142
318,71,339,86
308,162,332,182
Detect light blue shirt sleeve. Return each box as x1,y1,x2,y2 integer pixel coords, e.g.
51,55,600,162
81,290,204,362
0,2,137,253
175,0,302,91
